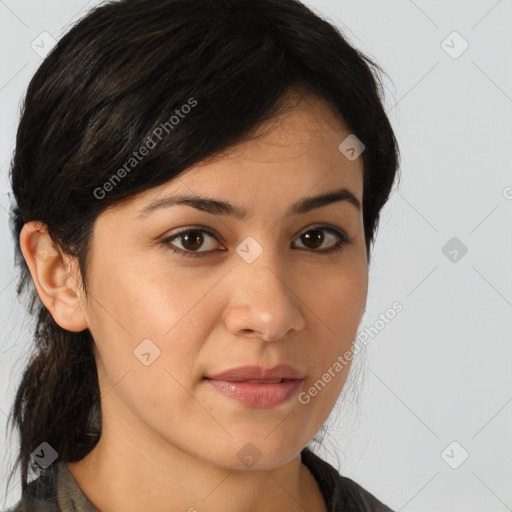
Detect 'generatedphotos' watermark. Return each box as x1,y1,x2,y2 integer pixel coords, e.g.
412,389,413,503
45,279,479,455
298,301,403,405
93,97,198,200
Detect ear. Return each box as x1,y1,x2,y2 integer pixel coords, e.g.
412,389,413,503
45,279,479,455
19,220,88,332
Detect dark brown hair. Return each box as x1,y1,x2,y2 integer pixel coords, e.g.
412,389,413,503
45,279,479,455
4,0,400,501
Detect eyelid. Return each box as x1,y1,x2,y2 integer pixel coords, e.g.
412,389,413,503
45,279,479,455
296,223,352,241
161,223,352,258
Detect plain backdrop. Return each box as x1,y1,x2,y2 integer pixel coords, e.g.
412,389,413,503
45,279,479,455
0,1,511,510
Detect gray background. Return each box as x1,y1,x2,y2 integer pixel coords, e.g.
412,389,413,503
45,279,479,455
1,0,511,510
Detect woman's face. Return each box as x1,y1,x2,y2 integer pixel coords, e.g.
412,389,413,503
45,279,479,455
80,94,368,470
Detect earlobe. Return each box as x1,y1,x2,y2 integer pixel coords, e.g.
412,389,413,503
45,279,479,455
19,221,88,333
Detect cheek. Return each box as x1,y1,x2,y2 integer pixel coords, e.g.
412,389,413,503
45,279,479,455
85,244,230,415
88,245,215,341
301,263,367,397
305,262,367,338
90,304,209,440
85,260,214,414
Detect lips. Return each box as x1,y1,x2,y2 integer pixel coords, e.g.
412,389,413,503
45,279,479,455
205,364,305,382
204,365,305,408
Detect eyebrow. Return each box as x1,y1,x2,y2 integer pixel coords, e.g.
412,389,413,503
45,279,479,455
137,187,361,220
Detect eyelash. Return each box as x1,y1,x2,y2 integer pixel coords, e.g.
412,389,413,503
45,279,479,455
161,225,352,259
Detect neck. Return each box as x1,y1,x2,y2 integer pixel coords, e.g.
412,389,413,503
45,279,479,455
67,415,327,512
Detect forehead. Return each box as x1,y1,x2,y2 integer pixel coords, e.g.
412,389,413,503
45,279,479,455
106,92,364,220
202,92,353,163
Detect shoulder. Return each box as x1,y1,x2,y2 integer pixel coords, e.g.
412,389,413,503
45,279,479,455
301,447,395,512
2,464,60,512
333,474,395,512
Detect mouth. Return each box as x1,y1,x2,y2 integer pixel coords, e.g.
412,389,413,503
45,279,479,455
204,377,288,383
243,379,283,383
205,378,284,383
203,377,304,409
205,364,306,382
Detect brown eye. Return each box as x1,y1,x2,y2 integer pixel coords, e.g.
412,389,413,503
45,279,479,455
180,230,205,251
164,228,223,257
300,228,324,249
293,227,348,253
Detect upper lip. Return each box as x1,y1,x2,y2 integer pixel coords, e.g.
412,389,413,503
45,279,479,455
205,364,305,381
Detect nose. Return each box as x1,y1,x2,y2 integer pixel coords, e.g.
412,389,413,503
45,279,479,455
222,250,306,342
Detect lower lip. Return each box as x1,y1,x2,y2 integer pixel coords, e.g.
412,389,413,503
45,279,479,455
204,378,304,408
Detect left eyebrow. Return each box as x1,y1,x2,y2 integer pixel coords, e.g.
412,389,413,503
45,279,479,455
136,186,361,221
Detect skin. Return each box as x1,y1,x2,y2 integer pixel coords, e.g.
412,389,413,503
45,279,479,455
20,92,368,512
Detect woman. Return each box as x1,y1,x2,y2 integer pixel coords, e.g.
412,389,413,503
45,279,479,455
3,0,400,510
